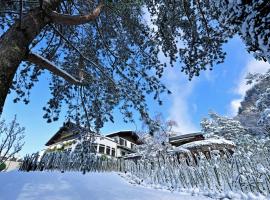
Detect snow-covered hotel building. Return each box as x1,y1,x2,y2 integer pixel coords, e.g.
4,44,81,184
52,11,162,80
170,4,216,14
45,121,141,158
45,121,235,159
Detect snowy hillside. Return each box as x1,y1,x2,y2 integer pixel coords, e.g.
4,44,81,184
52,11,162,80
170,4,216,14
0,171,211,200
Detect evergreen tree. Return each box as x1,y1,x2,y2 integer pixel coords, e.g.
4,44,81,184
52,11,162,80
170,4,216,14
0,0,269,130
201,112,268,153
242,69,270,134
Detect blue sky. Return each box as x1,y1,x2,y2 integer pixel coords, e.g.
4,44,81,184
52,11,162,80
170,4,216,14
2,36,270,156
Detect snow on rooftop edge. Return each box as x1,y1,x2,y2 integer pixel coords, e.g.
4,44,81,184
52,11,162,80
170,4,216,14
180,138,236,149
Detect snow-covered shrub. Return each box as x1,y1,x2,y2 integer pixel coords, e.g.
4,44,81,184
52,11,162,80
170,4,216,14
136,114,177,159
0,162,6,171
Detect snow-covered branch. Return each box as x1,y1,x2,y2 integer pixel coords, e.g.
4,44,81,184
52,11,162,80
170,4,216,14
50,25,117,87
47,3,104,25
27,52,83,85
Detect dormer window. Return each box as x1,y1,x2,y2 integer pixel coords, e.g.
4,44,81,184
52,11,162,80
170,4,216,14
119,138,125,146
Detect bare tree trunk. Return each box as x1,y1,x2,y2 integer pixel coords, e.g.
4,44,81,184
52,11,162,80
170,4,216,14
0,8,49,114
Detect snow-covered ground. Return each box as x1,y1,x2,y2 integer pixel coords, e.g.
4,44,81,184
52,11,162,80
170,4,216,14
0,171,211,200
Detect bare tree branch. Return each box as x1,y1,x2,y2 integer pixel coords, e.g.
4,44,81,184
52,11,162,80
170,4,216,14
0,116,25,165
47,3,104,25
26,52,84,85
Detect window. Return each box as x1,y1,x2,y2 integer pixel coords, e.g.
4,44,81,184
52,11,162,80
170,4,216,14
99,144,105,154
111,148,115,157
119,138,127,147
121,151,126,156
119,138,125,146
90,144,97,153
106,146,111,155
131,143,134,150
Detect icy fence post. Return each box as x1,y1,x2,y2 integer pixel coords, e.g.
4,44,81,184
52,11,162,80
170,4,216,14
19,139,122,173
19,152,39,171
120,149,270,196
20,150,121,173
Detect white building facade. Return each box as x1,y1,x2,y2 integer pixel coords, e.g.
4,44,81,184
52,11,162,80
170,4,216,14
45,122,140,158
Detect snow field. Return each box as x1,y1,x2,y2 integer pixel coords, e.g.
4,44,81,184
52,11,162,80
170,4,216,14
0,171,212,200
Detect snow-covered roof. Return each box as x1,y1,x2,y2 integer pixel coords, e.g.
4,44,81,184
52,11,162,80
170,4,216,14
182,138,235,148
45,121,83,146
174,138,235,152
106,131,141,144
105,130,136,137
169,132,204,146
169,132,203,141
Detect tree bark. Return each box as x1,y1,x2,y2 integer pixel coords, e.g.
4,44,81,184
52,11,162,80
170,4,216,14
0,8,50,114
